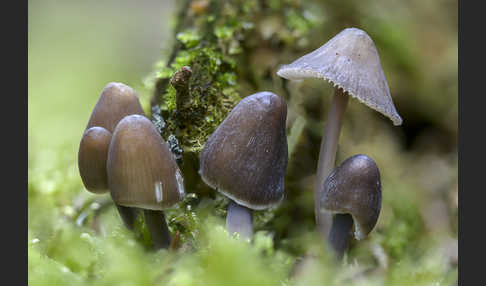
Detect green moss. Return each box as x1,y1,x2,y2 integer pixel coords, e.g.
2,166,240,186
154,6,246,154
160,47,240,154
133,212,154,249
29,245,85,286
386,251,457,286
214,26,235,40
165,85,177,112
176,29,202,49
381,189,426,261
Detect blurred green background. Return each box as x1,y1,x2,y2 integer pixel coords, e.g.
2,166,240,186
28,0,457,285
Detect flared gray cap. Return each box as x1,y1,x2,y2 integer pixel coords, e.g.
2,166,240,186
199,91,288,210
78,126,112,193
86,82,145,132
277,28,402,126
107,115,184,210
320,154,381,240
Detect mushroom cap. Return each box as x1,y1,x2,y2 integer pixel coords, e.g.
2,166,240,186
107,114,184,210
78,126,112,193
199,91,288,210
277,27,402,126
320,154,381,240
86,82,145,132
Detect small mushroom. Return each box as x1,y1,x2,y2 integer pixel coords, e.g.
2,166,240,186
320,154,381,259
79,82,146,228
78,127,137,229
276,27,401,237
78,126,112,193
86,82,145,132
199,91,288,239
107,114,184,249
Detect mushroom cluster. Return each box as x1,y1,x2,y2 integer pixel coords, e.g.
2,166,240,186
78,82,184,249
277,27,401,240
79,82,145,228
77,27,402,260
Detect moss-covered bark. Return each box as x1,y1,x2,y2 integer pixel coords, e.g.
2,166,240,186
150,0,322,154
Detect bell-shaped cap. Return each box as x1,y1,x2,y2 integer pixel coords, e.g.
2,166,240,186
78,126,112,193
86,82,145,132
277,28,402,126
199,91,288,210
320,154,381,240
107,114,184,210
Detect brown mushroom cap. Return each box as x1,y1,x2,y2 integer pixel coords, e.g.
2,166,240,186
78,126,112,193
86,82,145,132
107,114,184,210
320,154,381,240
199,91,288,210
277,27,402,126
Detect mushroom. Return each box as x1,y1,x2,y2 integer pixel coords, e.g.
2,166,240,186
86,82,145,132
276,27,401,237
78,126,112,193
107,114,184,249
320,154,381,259
78,126,139,228
199,91,288,239
79,82,145,228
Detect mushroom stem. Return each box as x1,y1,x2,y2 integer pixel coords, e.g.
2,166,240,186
315,88,349,237
226,200,253,240
144,209,171,249
115,204,138,230
327,213,354,260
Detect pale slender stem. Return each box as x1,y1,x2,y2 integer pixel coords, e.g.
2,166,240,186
226,200,253,240
314,88,349,238
144,209,171,249
115,203,138,230
328,213,354,260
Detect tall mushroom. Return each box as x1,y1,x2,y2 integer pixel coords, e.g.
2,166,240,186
199,91,288,239
320,154,381,259
107,114,185,249
78,82,145,228
276,27,401,237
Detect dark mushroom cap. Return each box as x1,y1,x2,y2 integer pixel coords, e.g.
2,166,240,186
86,82,145,132
78,126,112,193
320,154,381,240
277,27,402,126
199,91,288,210
107,114,184,210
